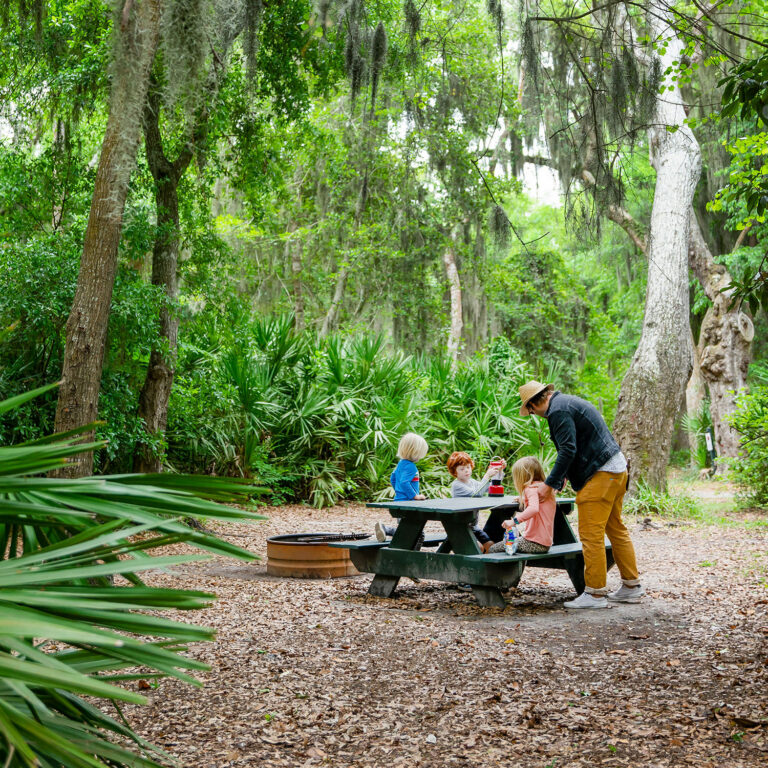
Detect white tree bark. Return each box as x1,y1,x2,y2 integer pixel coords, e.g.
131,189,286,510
613,2,702,492
443,238,463,366
285,223,305,331
320,266,349,338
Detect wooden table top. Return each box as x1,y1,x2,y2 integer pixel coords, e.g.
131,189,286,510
367,496,575,514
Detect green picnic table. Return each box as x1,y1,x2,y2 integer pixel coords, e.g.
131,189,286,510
330,496,614,608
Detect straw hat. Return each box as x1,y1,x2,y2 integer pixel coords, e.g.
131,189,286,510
519,380,552,416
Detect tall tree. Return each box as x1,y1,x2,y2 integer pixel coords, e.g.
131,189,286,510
135,5,243,472
612,2,702,490
688,209,753,462
443,231,463,366
54,0,161,476
525,1,704,488
134,82,194,472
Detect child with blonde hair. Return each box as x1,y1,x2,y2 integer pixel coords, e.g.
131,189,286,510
390,432,428,500
488,456,555,554
375,432,428,541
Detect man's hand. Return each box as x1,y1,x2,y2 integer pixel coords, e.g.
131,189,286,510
540,484,557,501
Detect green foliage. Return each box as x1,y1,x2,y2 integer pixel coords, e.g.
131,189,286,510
720,53,768,129
728,364,768,508
0,384,264,768
10,0,767,519
623,482,702,520
710,49,768,312
165,316,558,506
708,132,768,226
682,401,714,470
0,233,167,470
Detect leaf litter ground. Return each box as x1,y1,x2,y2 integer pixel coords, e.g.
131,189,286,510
120,501,768,767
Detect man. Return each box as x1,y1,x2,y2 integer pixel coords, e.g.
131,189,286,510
518,380,644,609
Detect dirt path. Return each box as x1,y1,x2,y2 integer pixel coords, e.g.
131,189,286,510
123,503,768,767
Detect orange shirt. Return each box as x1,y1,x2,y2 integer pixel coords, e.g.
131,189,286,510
517,481,556,547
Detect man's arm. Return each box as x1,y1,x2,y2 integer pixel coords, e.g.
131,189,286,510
545,410,577,491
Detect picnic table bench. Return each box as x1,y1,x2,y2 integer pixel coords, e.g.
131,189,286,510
330,496,614,608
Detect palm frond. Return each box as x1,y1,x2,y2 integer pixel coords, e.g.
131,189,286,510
0,387,265,767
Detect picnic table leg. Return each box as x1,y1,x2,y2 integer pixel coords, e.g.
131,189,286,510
368,574,401,598
442,519,506,608
564,553,586,595
368,517,425,598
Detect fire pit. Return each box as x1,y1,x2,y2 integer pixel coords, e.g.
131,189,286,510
266,532,371,578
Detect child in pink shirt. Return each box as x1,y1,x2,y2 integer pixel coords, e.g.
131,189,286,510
488,456,555,554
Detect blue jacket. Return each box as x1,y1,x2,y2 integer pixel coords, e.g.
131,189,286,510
390,459,420,500
544,391,621,492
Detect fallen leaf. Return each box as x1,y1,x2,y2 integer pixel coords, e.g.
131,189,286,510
730,716,768,729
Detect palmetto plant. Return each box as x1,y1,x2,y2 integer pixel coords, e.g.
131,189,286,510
0,385,264,767
681,401,713,470
169,316,558,506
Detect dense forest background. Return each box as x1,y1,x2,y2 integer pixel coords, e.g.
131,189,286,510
1,0,767,507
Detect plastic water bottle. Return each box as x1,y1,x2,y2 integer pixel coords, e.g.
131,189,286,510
504,525,519,555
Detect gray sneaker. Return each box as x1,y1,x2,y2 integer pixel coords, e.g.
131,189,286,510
607,584,646,603
564,592,609,609
374,521,397,542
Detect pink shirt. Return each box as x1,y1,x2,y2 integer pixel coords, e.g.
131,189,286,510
517,481,556,547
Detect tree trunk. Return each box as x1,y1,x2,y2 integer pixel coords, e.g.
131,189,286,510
52,118,69,230
443,238,463,366
613,3,702,492
53,0,161,477
134,86,193,473
134,7,243,472
320,266,349,337
688,209,752,464
286,224,305,331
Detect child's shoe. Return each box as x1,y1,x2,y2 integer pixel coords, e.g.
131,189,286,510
374,521,395,542
563,592,609,609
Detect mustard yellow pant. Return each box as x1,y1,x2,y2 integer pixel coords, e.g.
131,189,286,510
575,470,639,594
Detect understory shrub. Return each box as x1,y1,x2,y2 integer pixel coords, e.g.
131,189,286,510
729,365,768,508
681,401,714,470
623,482,702,519
167,318,559,506
0,384,263,767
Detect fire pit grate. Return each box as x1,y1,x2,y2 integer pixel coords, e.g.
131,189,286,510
288,532,371,544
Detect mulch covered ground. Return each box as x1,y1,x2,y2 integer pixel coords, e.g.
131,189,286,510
121,502,768,767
